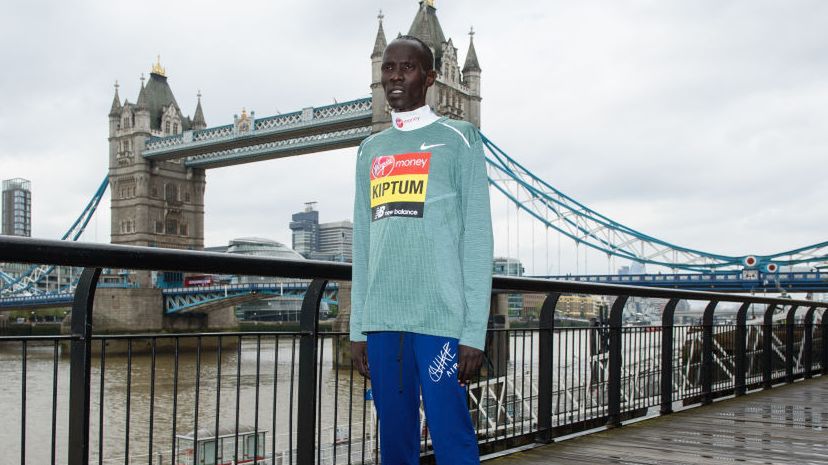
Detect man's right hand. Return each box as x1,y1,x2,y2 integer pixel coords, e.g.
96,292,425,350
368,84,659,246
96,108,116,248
351,341,370,379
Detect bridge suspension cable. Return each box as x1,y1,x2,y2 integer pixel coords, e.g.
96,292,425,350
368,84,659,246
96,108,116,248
481,134,828,272
0,176,109,296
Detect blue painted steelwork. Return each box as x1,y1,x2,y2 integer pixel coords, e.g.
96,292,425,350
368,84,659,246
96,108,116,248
0,292,74,309
5,125,828,314
481,134,828,272
163,281,339,313
136,94,828,272
0,176,109,296
0,270,14,285
534,270,828,292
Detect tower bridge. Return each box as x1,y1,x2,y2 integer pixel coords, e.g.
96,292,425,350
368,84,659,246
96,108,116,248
3,1,828,317
107,2,481,253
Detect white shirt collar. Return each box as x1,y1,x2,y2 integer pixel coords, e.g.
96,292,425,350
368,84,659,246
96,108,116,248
390,105,439,131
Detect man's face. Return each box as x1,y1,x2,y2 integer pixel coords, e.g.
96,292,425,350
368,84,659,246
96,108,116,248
381,40,436,112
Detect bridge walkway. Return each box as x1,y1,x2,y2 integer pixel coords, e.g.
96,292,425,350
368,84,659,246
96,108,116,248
487,376,828,465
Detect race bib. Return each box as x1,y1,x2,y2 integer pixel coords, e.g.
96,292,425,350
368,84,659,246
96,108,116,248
369,153,431,221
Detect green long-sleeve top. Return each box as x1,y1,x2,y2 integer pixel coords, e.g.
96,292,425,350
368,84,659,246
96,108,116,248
350,115,493,350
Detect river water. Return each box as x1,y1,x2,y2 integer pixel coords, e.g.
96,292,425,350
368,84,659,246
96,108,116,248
0,328,645,465
0,336,378,465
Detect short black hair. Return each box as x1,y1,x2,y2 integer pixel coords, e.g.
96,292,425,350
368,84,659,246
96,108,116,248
391,35,435,71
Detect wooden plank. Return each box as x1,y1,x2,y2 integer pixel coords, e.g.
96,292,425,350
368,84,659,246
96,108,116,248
487,376,828,465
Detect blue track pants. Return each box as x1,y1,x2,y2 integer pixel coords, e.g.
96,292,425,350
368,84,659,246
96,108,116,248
367,332,480,465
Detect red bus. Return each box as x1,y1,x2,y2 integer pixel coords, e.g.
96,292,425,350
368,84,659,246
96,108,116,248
184,275,216,287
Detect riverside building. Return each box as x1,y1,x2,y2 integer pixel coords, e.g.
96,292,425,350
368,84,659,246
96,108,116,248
2,178,31,237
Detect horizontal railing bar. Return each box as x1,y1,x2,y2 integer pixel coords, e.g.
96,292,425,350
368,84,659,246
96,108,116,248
0,335,76,342
493,275,824,306
89,330,309,339
1,236,824,308
0,236,350,281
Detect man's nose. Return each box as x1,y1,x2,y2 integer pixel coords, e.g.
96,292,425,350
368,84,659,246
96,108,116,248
389,69,404,81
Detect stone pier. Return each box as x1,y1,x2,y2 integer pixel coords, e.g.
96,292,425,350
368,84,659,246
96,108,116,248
65,287,239,333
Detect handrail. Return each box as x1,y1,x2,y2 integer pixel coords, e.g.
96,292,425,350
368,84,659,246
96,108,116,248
0,235,825,465
0,236,822,309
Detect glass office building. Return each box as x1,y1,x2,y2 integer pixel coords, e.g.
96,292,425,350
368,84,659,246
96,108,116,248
2,178,31,237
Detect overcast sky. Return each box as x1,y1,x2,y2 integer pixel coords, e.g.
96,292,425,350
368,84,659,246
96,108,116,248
2,0,827,275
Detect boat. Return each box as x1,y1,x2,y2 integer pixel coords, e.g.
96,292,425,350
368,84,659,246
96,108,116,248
174,424,269,465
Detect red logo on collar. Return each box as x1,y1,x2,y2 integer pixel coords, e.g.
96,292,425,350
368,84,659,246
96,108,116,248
395,117,404,128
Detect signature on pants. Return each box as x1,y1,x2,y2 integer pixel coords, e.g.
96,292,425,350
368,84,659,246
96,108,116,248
428,341,458,382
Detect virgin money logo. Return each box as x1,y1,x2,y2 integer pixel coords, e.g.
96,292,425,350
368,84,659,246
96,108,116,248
395,115,420,129
371,155,395,178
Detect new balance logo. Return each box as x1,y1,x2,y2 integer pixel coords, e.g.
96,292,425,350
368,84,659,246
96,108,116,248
420,143,445,151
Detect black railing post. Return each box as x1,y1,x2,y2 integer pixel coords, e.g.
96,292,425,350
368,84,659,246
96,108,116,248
536,293,560,443
762,304,776,389
822,310,828,376
701,301,718,404
803,306,816,379
296,279,328,465
67,267,101,465
660,299,679,415
734,303,750,396
785,306,799,383
606,295,628,428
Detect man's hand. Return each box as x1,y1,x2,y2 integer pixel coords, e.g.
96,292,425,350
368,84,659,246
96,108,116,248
351,341,370,379
457,344,483,387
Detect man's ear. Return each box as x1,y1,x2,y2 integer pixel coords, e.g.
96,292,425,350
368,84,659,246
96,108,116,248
425,69,437,87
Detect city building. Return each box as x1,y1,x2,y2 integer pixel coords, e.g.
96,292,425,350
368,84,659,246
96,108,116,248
210,237,315,322
317,220,353,262
557,295,602,319
493,257,525,316
227,237,304,260
521,293,548,320
289,203,353,262
493,257,525,277
290,202,320,258
618,261,646,275
520,294,606,321
2,178,31,237
226,237,305,285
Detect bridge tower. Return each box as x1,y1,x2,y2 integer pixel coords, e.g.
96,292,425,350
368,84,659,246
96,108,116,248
107,59,207,252
370,0,482,131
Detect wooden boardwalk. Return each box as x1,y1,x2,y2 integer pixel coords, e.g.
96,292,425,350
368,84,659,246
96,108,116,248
487,376,828,465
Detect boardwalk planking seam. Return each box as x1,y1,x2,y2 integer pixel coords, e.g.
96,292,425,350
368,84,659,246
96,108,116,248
487,376,828,465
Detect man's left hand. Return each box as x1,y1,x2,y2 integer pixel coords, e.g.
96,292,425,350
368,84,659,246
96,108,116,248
457,344,484,387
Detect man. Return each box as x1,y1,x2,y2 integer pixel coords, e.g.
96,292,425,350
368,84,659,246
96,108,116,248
350,35,493,465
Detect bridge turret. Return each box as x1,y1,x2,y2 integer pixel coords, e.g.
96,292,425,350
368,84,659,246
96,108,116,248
408,0,447,70
462,27,482,127
108,81,122,136
134,75,151,134
370,11,390,132
192,91,206,130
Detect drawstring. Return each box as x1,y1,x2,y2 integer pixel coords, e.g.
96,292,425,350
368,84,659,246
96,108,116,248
397,333,404,393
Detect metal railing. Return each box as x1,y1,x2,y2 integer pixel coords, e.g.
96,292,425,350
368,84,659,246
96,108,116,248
0,236,825,465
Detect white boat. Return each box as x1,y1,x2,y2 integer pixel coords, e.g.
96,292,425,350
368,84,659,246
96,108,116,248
174,424,269,465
